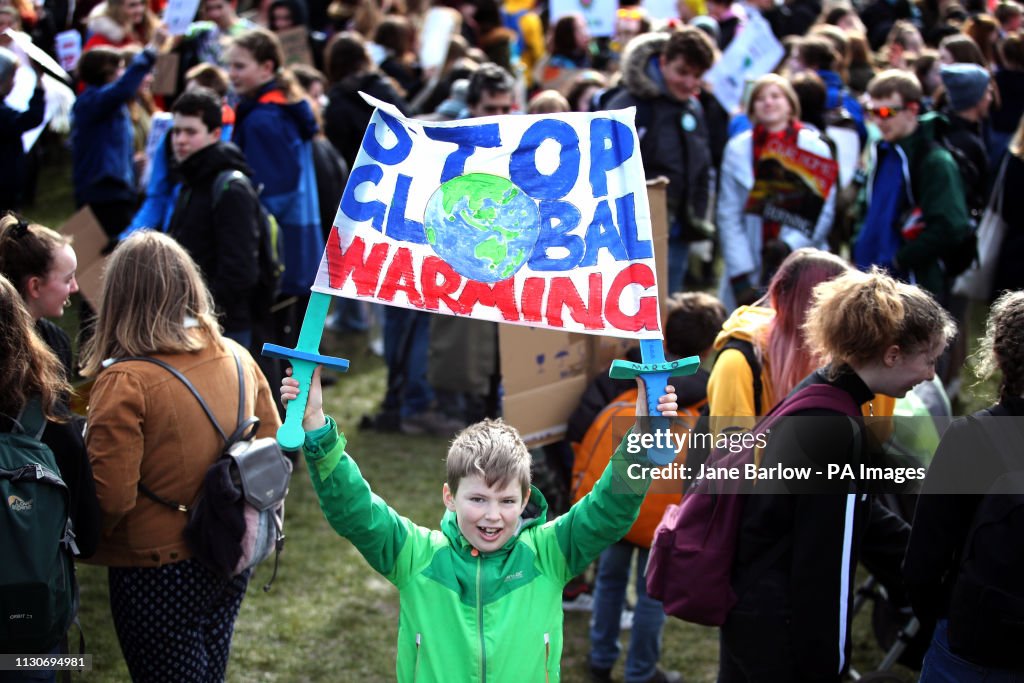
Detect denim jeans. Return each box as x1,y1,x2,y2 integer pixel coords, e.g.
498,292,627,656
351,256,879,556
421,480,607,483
589,542,667,682
920,619,1024,683
667,236,691,297
382,307,433,417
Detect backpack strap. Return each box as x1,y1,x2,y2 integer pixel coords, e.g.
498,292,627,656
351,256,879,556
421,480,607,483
212,169,252,209
14,396,47,440
107,347,251,512
719,339,763,416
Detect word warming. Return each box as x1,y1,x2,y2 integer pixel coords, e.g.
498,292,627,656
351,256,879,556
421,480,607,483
313,94,662,339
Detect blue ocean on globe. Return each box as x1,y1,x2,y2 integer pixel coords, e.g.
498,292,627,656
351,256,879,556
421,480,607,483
423,173,541,283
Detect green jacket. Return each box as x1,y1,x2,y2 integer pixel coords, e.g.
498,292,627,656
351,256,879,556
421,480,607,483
858,112,971,297
303,419,651,682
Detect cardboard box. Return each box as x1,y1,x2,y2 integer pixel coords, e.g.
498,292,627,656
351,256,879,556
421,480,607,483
501,179,670,448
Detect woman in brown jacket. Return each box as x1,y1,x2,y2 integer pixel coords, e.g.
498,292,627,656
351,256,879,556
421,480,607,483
80,231,281,682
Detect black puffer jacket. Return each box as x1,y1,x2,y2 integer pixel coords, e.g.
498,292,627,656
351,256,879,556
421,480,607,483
601,32,712,233
168,141,262,333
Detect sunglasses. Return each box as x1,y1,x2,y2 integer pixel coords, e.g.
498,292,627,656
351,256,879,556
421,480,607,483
867,105,910,120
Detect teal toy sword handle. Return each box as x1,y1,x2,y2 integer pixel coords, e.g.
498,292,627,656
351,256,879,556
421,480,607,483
262,292,350,450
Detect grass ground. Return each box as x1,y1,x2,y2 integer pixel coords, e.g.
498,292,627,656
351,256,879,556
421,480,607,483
21,144,996,682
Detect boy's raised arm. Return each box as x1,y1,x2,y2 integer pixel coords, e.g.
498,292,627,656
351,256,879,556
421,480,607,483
280,367,422,582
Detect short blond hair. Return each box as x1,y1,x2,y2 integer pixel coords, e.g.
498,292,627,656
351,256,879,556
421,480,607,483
446,419,531,497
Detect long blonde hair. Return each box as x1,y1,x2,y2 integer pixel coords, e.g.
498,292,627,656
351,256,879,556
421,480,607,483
0,275,70,422
80,232,222,377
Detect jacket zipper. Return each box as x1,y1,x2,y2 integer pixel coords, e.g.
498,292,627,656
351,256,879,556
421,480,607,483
414,633,421,681
544,633,551,682
477,555,486,681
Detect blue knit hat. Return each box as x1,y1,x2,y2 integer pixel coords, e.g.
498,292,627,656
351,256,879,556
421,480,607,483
940,63,990,112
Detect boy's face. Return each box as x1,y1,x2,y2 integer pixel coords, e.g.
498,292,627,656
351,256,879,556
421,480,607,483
659,55,703,102
171,113,221,162
867,93,919,143
443,475,529,553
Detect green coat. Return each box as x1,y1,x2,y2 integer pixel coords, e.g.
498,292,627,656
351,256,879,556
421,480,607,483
858,112,971,298
303,419,651,682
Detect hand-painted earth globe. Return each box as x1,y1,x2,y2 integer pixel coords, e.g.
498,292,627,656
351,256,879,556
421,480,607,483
423,173,540,283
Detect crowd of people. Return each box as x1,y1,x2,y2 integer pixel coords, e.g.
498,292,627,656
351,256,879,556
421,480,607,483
1,0,1024,679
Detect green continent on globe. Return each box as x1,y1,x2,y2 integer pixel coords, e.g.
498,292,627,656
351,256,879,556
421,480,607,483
423,173,541,283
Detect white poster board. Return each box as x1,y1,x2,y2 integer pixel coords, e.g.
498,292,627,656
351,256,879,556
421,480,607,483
163,0,202,35
314,93,663,340
704,10,783,113
419,7,460,71
548,0,618,38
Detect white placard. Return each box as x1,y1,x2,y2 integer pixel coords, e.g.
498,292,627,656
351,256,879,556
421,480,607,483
418,7,460,70
163,0,203,35
548,0,618,38
642,0,679,21
704,10,783,113
3,29,71,82
314,93,663,340
54,29,81,73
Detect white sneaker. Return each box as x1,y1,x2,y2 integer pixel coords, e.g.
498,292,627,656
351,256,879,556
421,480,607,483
562,592,595,612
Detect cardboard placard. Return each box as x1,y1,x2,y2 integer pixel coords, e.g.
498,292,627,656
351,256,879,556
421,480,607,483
61,207,110,309
151,52,180,96
500,180,669,448
277,26,313,67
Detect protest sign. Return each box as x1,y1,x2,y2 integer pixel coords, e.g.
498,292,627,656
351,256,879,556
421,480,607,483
419,7,460,70
163,0,202,35
704,10,783,113
314,94,663,341
151,52,180,96
744,136,839,235
3,29,71,83
642,0,679,21
61,207,109,308
548,0,617,37
277,26,313,66
54,29,81,72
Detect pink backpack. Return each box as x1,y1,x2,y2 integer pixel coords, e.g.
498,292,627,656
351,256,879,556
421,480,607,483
645,383,860,626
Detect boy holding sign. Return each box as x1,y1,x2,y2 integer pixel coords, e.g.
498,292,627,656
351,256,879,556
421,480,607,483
280,368,679,682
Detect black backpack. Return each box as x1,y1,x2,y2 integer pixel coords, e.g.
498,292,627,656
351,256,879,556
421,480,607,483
0,398,78,654
946,411,1024,669
213,170,283,320
684,339,763,475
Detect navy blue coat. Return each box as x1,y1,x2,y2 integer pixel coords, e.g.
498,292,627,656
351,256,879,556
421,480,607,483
70,48,156,207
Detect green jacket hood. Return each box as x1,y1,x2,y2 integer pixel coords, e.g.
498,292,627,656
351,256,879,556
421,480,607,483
713,305,775,351
897,110,948,160
440,484,550,554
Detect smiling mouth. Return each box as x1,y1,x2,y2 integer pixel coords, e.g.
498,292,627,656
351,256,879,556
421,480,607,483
477,526,502,541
